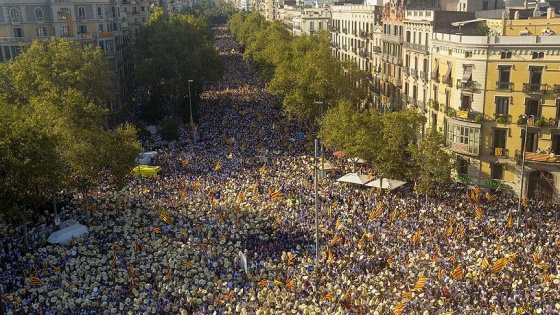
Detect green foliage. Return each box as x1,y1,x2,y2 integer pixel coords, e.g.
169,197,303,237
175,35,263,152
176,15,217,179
408,128,453,193
182,0,237,25
158,116,180,142
134,12,223,122
0,39,142,220
474,23,491,36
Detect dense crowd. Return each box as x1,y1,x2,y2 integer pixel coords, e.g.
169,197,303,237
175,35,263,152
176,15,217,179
1,26,559,315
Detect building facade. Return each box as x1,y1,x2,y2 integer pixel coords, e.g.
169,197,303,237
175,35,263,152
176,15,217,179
431,23,560,202
0,0,152,127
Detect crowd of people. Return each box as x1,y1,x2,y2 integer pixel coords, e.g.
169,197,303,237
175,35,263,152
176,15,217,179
1,26,559,315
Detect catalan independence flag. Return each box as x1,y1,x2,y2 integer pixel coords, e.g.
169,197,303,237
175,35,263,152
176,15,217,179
29,276,43,286
270,188,282,201
322,292,334,300
450,264,463,279
491,258,507,273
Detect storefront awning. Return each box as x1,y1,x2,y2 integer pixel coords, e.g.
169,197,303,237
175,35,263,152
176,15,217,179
462,65,473,83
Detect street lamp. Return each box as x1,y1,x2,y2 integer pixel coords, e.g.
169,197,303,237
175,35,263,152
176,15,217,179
314,139,319,272
517,115,533,227
188,79,194,132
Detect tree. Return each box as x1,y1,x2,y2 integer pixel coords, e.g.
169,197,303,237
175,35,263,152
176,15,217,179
408,128,453,194
134,10,223,122
0,39,142,226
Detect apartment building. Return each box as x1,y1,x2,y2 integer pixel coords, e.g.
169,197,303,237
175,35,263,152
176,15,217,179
0,0,152,127
430,15,560,202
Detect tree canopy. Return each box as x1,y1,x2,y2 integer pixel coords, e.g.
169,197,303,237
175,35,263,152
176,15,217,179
134,8,223,123
0,39,141,220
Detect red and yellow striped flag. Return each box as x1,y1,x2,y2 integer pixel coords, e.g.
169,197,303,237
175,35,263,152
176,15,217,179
387,256,394,267
522,197,528,207
270,189,282,201
273,214,281,230
327,246,334,262
358,232,367,249
544,274,554,282
322,292,335,300
335,218,342,231
112,243,122,254
214,161,222,171
285,276,295,291
401,291,412,299
182,158,189,167
506,214,513,228
475,207,483,219
412,230,421,243
533,252,539,264
182,261,190,268
330,235,341,246
491,258,508,273
287,253,296,265
259,165,266,175
52,266,60,274
13,295,19,309
258,279,268,287
413,272,428,291
507,252,518,263
29,276,43,286
450,264,463,279
481,257,490,269
0,294,10,303
150,226,161,233
536,262,550,270
237,190,244,203
390,209,398,222
394,299,409,314
273,279,283,286
160,210,173,226
343,289,351,301
370,203,382,220
486,192,495,202
445,226,454,237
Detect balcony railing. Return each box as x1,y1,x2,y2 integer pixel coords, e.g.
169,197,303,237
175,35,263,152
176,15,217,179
491,147,509,157
496,81,513,91
403,42,429,53
403,66,410,76
494,114,512,124
515,150,560,163
523,83,547,94
419,71,428,81
381,33,403,43
359,31,371,38
457,80,475,91
371,46,381,53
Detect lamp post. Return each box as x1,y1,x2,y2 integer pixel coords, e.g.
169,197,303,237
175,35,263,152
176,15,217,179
517,115,533,228
315,101,325,178
188,79,194,132
314,139,319,272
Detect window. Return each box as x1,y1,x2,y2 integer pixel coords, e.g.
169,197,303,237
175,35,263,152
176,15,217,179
446,123,480,155
36,27,46,37
525,99,540,117
495,97,510,116
532,52,544,59
500,51,512,59
465,51,472,58
491,164,504,180
141,6,145,12
10,8,20,22
99,24,104,32
497,66,511,90
13,28,23,37
521,130,538,152
457,157,468,175
35,8,44,21
461,65,473,83
460,94,471,110
529,66,543,85
78,7,86,18
445,90,451,108
97,7,102,17
493,128,507,155
59,26,69,37
78,25,87,34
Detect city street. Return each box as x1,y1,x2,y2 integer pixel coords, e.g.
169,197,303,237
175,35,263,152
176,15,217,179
1,26,560,315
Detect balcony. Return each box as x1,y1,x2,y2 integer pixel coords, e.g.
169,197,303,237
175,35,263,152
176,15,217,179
457,80,476,92
515,150,560,164
494,114,512,124
403,42,429,53
523,83,546,95
359,31,371,39
491,147,509,157
371,46,381,53
419,71,428,81
410,69,418,79
381,33,403,43
496,81,513,91
403,66,410,76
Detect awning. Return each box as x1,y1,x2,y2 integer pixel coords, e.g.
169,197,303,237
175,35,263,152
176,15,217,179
451,19,481,27
442,64,452,83
431,60,439,80
461,65,473,83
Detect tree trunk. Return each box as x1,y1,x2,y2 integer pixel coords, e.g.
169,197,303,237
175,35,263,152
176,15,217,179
52,192,58,219
82,190,90,222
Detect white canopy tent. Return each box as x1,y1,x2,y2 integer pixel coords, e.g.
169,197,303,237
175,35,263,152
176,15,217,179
365,178,407,190
47,224,88,244
336,173,371,185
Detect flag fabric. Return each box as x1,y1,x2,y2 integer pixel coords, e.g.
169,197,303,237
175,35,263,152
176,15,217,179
112,243,122,254
259,165,266,175
335,218,342,231
390,209,398,222
394,299,409,314
475,207,483,219
273,279,283,286
522,197,528,207
343,289,351,301
214,161,222,171
413,273,428,291
273,215,281,229
150,226,161,233
358,232,367,249
270,188,282,201
258,279,268,287
412,230,421,243
481,257,490,269
0,294,10,303
506,214,513,228
287,253,296,265
285,276,295,291
52,266,60,274
445,226,453,237
160,210,173,226
401,291,412,299
322,292,334,300
237,190,244,203
327,246,334,262
486,193,495,202
182,261,190,268
533,252,539,264
450,264,463,279
182,158,189,167
544,274,554,282
370,203,382,220
507,252,518,263
387,256,394,267
537,262,550,270
330,235,341,246
491,258,508,273
29,276,43,286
